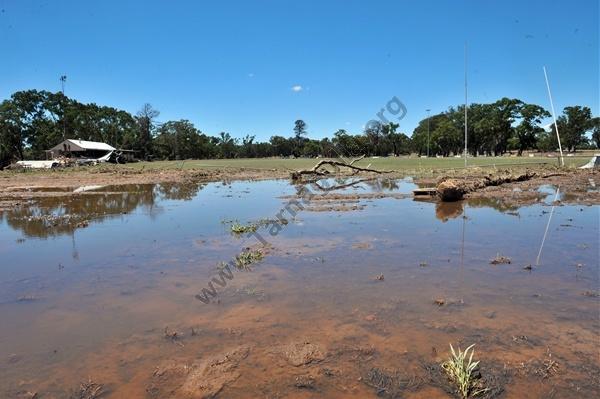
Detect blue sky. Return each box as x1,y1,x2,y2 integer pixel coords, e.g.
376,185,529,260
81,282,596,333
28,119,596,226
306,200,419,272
1,0,598,141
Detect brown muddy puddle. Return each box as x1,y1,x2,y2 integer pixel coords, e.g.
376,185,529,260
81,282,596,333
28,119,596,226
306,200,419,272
0,178,598,398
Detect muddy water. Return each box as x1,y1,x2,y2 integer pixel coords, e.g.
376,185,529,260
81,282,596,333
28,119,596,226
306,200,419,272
0,178,598,398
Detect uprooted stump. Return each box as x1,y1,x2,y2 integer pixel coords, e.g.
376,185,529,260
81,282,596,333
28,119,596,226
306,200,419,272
436,179,466,202
437,171,537,202
290,156,392,180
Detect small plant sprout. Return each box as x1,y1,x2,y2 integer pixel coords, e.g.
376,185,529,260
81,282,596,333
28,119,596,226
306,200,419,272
441,344,488,398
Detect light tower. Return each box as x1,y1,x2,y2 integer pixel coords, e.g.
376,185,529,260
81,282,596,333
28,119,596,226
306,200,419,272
60,75,67,141
426,109,431,157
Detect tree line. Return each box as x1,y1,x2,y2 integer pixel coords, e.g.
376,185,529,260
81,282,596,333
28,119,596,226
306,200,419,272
1,89,598,167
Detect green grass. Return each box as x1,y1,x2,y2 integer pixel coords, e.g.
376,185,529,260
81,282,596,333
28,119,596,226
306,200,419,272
4,152,593,177
121,154,590,172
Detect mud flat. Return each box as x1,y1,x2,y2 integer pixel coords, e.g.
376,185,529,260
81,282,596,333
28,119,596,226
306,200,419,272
0,175,598,398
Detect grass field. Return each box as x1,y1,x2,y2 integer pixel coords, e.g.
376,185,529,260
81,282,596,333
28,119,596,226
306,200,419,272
123,154,592,172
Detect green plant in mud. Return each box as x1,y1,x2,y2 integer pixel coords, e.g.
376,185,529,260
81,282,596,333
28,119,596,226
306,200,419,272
228,218,288,235
229,221,259,234
441,344,488,399
234,248,264,270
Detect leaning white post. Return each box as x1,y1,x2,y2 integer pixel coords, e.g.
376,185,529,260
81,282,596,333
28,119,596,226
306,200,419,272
543,66,564,167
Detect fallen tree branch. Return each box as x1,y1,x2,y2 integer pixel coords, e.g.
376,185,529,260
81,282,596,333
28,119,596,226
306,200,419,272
290,157,391,180
348,155,365,166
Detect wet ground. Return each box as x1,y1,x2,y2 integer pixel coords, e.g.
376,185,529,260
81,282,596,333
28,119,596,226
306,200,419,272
0,178,598,398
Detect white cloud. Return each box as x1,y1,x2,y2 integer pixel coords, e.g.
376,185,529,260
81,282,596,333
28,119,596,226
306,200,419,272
291,85,303,92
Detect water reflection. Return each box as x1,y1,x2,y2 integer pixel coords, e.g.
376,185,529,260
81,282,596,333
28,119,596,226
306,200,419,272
0,177,569,239
296,176,415,194
1,182,206,238
426,197,523,222
435,201,464,221
154,182,205,201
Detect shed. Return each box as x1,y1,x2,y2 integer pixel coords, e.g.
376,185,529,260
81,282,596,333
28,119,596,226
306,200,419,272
47,139,116,159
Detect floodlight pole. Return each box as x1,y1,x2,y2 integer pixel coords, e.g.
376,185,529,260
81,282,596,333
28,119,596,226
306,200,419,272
464,43,468,167
60,75,67,141
543,66,564,166
426,109,431,157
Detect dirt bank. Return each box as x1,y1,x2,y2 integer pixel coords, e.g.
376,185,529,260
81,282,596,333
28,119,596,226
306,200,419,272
416,167,600,206
0,166,290,209
436,171,538,201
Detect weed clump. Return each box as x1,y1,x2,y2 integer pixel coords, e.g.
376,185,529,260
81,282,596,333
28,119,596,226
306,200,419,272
227,218,288,235
230,221,258,234
235,248,264,270
441,344,488,398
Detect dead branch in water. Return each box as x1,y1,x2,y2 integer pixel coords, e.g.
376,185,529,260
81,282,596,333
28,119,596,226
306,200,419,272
291,156,391,180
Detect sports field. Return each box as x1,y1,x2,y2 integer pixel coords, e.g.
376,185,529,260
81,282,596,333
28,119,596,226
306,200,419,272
125,154,591,171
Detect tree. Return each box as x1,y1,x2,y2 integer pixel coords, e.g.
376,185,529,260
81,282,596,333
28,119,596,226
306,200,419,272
293,119,307,139
469,98,523,156
537,129,558,152
319,137,335,157
216,132,237,158
514,104,550,155
381,122,411,156
591,117,600,149
2,88,597,163
431,118,461,157
239,135,256,158
154,120,213,160
558,106,594,152
412,112,461,156
136,103,159,159
364,121,384,156
302,140,321,157
333,129,361,156
0,100,23,166
293,119,307,156
270,135,294,157
410,118,430,156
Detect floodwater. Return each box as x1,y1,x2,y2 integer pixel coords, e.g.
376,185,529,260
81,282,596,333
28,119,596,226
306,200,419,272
0,178,598,398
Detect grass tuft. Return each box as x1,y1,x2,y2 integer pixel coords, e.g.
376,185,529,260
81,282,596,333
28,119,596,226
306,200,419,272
441,344,488,398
